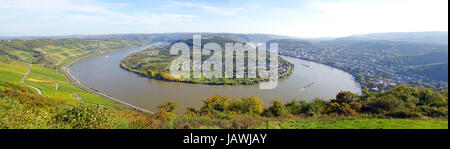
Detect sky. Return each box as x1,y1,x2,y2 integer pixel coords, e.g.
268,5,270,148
0,0,448,38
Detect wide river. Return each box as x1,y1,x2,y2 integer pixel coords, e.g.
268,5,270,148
70,43,361,112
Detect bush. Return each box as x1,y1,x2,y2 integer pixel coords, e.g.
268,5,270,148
229,115,265,129
383,85,420,106
157,101,178,112
228,96,264,114
128,113,154,129
284,100,302,115
263,100,289,117
286,99,327,116
417,88,447,107
185,107,198,114
362,95,404,114
335,91,359,104
54,103,118,129
420,106,448,117
385,109,421,118
309,99,327,116
326,102,355,116
168,114,264,129
349,102,362,111
155,109,170,125
0,96,55,129
201,95,230,113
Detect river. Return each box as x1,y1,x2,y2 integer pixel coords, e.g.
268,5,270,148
70,43,361,112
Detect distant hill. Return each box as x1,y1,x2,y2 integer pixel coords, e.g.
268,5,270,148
172,36,243,48
408,62,448,82
382,51,448,82
0,33,295,43
317,39,448,56
267,39,322,52
381,51,449,66
341,31,448,44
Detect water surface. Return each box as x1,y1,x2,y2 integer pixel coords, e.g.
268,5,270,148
70,44,361,112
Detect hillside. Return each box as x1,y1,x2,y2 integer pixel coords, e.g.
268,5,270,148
267,39,322,51
342,31,448,44
1,80,448,129
381,51,448,66
317,39,448,56
408,63,448,82
0,39,147,109
0,39,145,68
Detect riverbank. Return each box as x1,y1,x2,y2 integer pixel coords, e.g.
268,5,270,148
71,44,361,112
119,46,295,86
63,45,159,114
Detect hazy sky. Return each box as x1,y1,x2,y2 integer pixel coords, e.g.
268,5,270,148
0,0,448,37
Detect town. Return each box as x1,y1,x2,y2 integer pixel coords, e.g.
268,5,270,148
279,46,448,92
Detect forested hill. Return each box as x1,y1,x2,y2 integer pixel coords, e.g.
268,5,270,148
316,39,448,55
341,31,448,44
0,33,295,43
173,36,244,47
267,39,322,52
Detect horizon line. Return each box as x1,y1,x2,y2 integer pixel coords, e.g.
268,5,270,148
0,31,448,40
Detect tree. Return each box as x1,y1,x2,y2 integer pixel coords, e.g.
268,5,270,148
157,101,178,112
201,95,230,112
228,96,264,114
384,85,420,105
326,102,355,116
335,91,359,104
418,88,447,107
263,100,288,117
362,95,404,114
284,100,302,115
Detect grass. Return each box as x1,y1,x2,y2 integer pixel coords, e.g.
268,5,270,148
24,64,126,109
6,51,34,62
263,119,448,129
0,39,146,111
0,61,126,110
0,61,28,82
1,39,147,115
42,47,67,53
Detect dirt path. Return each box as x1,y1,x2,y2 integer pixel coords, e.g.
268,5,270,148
54,57,66,66
72,92,115,109
21,64,45,96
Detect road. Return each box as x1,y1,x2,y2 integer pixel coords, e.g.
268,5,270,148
63,47,155,114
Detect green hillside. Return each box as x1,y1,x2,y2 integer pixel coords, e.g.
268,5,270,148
0,39,145,68
1,80,448,129
409,62,448,81
0,39,147,109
